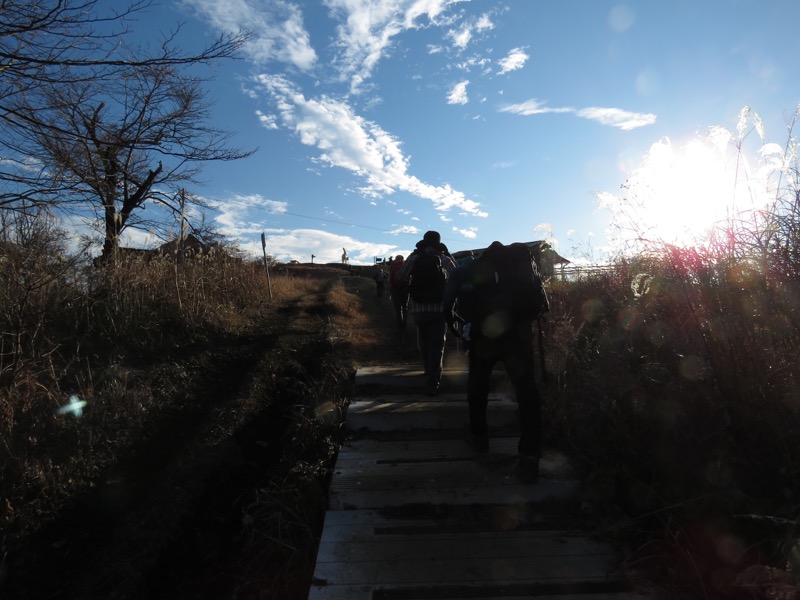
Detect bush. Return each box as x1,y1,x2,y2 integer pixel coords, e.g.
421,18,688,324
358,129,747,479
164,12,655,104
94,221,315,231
544,241,800,571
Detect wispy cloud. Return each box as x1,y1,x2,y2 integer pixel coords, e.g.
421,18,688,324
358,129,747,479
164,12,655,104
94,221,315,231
447,80,470,105
388,225,419,235
497,47,528,74
499,99,573,116
325,0,463,93
576,107,657,130
256,74,487,216
210,193,288,238
189,0,463,93
500,99,656,130
186,0,317,70
447,11,494,50
491,160,516,169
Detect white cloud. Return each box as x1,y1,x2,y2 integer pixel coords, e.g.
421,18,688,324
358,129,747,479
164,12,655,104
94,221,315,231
497,47,529,74
447,11,494,50
210,193,289,238
255,74,487,216
325,0,463,93
447,80,469,105
256,110,279,129
576,107,657,130
500,99,656,131
452,226,478,239
388,225,419,235
262,228,400,264
186,0,317,70
448,26,472,49
475,13,494,32
499,99,573,116
454,55,492,73
491,160,516,169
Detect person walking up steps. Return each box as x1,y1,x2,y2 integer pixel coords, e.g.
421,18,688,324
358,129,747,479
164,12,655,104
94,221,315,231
442,241,550,483
388,255,409,332
374,268,387,298
397,231,457,396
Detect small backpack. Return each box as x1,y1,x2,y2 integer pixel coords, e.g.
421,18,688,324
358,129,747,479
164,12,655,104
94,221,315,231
389,259,406,290
471,242,549,323
408,251,447,303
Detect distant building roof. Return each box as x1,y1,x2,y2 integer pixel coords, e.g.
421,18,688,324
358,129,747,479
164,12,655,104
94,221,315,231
451,240,570,270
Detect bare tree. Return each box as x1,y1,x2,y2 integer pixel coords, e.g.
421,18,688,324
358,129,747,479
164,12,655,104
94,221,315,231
18,61,253,256
0,0,253,245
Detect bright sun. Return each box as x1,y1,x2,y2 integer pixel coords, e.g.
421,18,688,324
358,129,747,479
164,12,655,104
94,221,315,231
614,126,783,247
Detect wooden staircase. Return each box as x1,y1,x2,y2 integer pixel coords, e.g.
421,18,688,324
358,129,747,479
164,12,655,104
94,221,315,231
308,363,645,599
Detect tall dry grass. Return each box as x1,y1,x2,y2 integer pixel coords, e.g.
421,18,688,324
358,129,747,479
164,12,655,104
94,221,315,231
0,219,333,539
541,116,800,577
544,247,800,580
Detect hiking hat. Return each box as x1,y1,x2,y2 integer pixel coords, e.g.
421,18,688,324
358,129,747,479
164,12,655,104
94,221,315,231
422,230,441,247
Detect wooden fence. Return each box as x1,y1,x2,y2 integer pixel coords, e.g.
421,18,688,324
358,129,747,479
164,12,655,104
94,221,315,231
554,264,616,280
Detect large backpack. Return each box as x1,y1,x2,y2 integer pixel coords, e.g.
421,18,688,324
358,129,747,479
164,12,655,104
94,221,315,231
470,242,549,323
388,258,406,290
408,251,447,303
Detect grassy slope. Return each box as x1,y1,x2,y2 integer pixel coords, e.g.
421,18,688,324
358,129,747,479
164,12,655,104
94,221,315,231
2,273,415,600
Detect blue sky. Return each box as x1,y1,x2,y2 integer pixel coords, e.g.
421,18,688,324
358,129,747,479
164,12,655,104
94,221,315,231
124,0,799,265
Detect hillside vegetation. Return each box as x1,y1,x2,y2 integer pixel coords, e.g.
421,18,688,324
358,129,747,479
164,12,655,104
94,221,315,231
2,211,800,599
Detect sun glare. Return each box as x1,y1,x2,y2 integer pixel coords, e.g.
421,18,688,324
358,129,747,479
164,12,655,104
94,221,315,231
618,126,782,247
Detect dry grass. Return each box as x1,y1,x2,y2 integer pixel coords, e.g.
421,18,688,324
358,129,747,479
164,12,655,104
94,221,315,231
3,210,800,598
542,247,800,598
0,233,415,599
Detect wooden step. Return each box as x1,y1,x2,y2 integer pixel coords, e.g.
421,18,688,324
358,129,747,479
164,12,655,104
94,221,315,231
308,365,645,599
345,392,516,433
330,438,579,509
309,510,638,600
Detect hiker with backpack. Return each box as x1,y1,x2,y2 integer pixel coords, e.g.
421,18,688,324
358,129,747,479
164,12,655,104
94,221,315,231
388,255,409,331
442,241,550,483
397,231,458,396
374,267,387,298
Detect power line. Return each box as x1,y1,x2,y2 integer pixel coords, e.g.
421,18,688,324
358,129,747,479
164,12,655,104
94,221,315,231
265,209,469,246
275,210,391,232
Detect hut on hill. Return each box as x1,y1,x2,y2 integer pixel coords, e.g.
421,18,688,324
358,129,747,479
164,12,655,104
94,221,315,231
450,240,569,277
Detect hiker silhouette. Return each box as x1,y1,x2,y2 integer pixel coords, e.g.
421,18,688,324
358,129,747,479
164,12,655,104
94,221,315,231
397,231,457,395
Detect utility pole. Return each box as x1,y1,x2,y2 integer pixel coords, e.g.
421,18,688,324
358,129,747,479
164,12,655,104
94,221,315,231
261,232,273,300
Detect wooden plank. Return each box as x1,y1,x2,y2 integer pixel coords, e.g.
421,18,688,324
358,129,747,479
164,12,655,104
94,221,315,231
317,508,573,532
315,533,616,563
310,586,646,600
354,364,468,385
334,439,575,478
345,395,517,432
347,392,510,408
319,524,592,545
331,455,556,490
311,553,618,586
329,479,579,510
329,440,579,509
309,585,648,600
